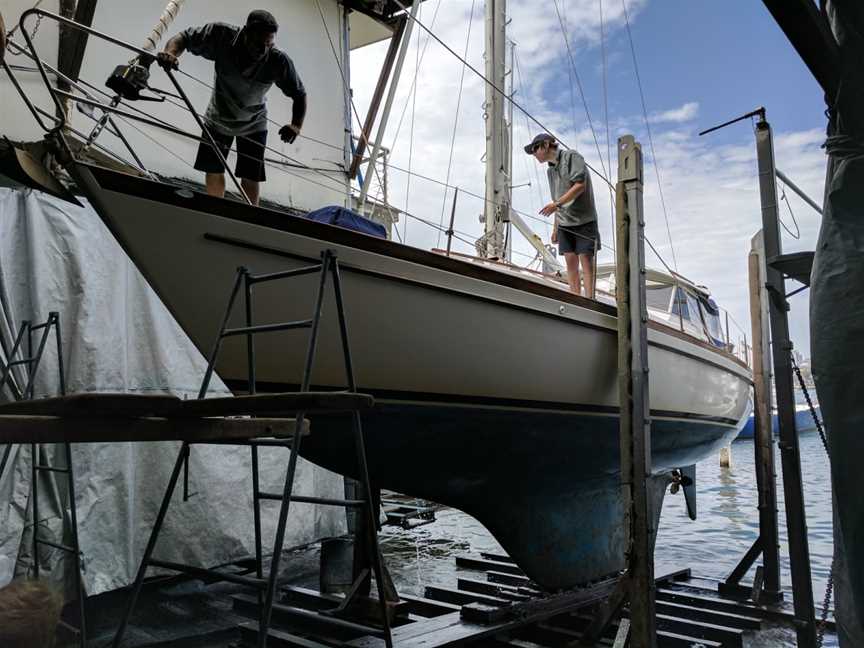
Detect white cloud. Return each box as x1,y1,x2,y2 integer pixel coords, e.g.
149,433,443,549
650,101,700,124
348,0,826,354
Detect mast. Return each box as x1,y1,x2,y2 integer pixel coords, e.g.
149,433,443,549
481,0,508,259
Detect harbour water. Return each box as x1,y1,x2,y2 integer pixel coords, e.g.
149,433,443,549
378,431,835,645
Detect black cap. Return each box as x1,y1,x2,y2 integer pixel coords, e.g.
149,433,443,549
247,9,278,33
523,133,556,154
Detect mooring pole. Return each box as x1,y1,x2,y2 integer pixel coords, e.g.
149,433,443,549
755,114,817,646
616,134,657,648
748,231,783,600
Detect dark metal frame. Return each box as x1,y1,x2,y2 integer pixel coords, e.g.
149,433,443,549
111,250,394,648
0,313,87,648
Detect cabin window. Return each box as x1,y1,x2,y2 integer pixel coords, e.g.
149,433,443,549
671,287,690,319
646,285,674,311
699,298,726,347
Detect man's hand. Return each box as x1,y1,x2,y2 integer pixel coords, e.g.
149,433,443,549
551,228,558,244
540,201,559,216
156,51,179,71
279,124,301,144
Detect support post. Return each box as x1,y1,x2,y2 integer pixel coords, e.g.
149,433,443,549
748,231,782,599
445,187,458,257
616,134,656,648
348,18,406,179
358,2,419,206
754,115,817,646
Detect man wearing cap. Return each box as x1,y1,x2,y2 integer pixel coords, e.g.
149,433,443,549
525,134,600,298
157,10,306,205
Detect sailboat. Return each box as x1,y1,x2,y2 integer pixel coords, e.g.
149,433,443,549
6,2,751,591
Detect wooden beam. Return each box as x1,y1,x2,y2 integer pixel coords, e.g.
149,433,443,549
0,415,307,444
58,0,98,85
761,0,840,96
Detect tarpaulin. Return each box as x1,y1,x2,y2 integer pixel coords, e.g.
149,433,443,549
0,186,346,596
811,2,864,644
305,206,387,239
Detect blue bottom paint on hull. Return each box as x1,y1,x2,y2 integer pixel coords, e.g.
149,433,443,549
737,406,821,439
300,404,739,591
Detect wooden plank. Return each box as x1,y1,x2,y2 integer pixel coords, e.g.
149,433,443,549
0,415,306,444
180,392,374,416
233,594,382,640
0,393,183,417
455,555,524,576
399,594,462,617
457,578,530,602
424,585,509,607
486,571,533,588
652,613,744,648
238,621,342,648
654,600,761,630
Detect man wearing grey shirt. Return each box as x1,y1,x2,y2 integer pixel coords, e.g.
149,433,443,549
158,10,306,205
525,133,600,297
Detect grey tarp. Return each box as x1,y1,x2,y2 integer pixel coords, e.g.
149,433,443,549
0,186,346,595
811,2,864,644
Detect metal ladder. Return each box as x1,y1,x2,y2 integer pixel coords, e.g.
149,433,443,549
0,312,88,648
111,250,394,648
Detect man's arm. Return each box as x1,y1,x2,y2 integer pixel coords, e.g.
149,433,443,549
157,23,227,70
276,55,307,143
539,181,585,216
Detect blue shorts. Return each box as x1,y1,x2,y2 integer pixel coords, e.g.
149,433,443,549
558,220,600,255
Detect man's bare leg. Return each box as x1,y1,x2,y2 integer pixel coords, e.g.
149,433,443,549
564,252,581,295
205,172,226,198
580,253,596,299
241,178,260,206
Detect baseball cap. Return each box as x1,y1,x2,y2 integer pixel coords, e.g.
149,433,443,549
524,133,556,154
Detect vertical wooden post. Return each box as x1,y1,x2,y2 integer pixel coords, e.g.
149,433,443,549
749,231,783,599
755,115,817,645
616,134,657,648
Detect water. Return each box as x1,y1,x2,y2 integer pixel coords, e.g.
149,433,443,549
378,432,836,644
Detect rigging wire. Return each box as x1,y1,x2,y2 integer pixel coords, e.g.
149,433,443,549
550,0,609,182
621,0,678,272
386,0,443,156
402,0,423,242
312,0,386,198
598,0,616,253
390,0,614,190
436,0,476,248
779,184,802,240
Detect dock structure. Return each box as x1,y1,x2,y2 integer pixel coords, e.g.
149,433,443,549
81,547,833,648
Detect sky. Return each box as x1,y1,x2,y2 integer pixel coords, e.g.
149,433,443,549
348,0,828,358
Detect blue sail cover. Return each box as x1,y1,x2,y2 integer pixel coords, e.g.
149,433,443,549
305,206,386,239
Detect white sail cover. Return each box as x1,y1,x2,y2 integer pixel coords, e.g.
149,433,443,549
0,186,346,595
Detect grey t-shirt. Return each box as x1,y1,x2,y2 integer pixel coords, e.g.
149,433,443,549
547,148,598,227
181,22,306,136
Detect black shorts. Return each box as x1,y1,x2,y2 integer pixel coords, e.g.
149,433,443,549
194,129,267,182
558,220,601,255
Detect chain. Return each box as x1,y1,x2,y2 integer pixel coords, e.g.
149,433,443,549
791,358,834,646
5,0,45,46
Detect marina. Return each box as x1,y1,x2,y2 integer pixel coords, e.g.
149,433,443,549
0,1,861,647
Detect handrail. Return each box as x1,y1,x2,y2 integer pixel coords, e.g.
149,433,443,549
16,8,252,204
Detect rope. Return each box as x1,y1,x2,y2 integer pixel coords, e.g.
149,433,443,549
436,0,476,248
142,0,185,52
621,0,678,272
